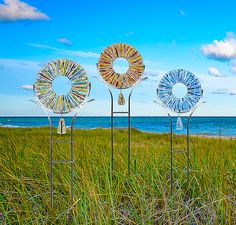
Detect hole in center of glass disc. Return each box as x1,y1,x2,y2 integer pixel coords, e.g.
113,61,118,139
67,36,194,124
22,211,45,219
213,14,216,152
52,75,71,96
113,58,129,74
172,83,188,98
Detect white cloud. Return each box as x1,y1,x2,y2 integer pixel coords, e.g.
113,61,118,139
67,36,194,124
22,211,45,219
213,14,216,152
201,32,236,61
212,88,236,95
198,74,236,94
0,58,99,76
0,0,49,22
143,69,166,82
208,67,225,77
180,9,186,16
231,61,236,73
144,60,162,66
229,89,236,95
57,38,72,46
29,43,99,58
125,32,134,37
0,58,41,69
211,88,228,94
20,84,33,90
144,70,159,78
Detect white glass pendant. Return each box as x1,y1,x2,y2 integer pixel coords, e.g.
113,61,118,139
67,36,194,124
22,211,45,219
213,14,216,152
176,116,183,130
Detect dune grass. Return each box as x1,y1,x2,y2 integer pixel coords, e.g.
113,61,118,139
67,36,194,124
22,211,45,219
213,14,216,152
0,127,235,224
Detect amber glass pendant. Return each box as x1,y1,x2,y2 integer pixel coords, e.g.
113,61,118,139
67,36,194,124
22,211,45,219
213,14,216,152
118,90,125,105
57,117,67,134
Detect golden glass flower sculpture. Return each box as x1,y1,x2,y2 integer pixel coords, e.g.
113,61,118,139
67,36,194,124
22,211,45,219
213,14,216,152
97,43,144,89
97,43,144,105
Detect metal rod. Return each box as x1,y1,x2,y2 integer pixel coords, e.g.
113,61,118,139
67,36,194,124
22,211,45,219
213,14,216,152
109,89,114,177
34,101,54,208
109,89,132,176
187,111,194,186
153,99,174,194
168,113,173,195
187,117,190,186
70,114,76,207
33,99,86,210
49,118,53,208
128,91,133,175
154,98,204,196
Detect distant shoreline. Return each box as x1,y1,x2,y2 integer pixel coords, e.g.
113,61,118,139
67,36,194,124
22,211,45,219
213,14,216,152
190,134,236,140
1,126,236,139
1,117,236,137
143,129,236,140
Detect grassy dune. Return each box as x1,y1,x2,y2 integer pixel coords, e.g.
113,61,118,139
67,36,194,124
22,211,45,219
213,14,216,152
0,127,235,224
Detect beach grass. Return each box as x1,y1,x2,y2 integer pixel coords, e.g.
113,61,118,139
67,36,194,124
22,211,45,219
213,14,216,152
0,127,235,224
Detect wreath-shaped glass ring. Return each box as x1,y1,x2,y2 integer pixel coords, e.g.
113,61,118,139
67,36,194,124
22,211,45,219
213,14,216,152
34,59,90,114
158,69,203,113
97,43,145,89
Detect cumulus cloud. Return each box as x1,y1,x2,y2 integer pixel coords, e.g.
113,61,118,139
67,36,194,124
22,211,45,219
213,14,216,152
20,84,33,90
0,0,49,22
57,38,72,46
201,32,236,61
29,43,99,58
208,67,225,77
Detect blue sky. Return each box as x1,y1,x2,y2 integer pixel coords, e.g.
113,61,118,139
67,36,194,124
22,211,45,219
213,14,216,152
1,0,236,116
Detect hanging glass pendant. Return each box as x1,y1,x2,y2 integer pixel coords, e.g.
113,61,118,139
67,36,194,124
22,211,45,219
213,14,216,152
118,90,125,105
57,117,67,134
176,116,183,130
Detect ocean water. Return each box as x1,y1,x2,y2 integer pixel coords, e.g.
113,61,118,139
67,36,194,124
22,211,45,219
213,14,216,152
0,116,236,137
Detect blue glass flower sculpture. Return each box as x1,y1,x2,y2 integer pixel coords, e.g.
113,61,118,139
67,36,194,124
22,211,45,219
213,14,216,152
158,69,202,113
158,69,203,130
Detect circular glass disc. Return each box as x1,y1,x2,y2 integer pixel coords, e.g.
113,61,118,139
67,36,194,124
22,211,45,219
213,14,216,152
34,59,90,114
97,43,144,89
158,69,202,113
